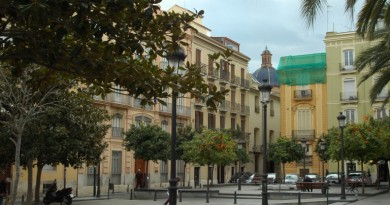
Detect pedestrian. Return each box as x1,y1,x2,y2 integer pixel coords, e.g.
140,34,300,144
0,177,11,205
163,177,180,205
135,169,143,189
303,176,313,192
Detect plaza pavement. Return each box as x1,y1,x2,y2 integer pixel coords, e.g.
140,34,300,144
68,183,389,205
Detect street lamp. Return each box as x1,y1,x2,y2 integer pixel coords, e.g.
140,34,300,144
237,143,243,191
258,79,272,205
300,138,307,176
320,140,326,182
166,47,186,205
337,112,346,200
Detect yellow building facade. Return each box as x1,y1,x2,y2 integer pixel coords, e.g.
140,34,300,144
277,53,328,178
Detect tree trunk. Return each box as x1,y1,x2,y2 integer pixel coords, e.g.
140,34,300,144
360,160,365,194
10,129,23,205
26,158,33,205
207,164,210,192
35,164,44,203
282,163,285,184
145,161,149,188
183,163,186,187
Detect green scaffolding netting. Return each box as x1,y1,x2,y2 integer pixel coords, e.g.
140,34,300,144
276,53,326,86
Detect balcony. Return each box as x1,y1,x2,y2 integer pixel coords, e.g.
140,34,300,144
207,67,219,80
240,105,250,116
340,92,358,103
219,100,230,112
292,130,315,140
252,145,262,154
176,105,191,117
230,76,240,88
240,79,250,90
200,64,207,76
339,63,357,73
219,70,230,84
194,97,205,107
230,102,240,114
134,98,154,110
112,127,124,139
294,89,312,100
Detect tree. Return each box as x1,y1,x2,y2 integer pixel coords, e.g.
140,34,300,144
0,0,228,109
181,128,237,192
176,125,195,187
23,90,110,204
268,137,304,183
301,0,390,104
123,124,171,187
0,64,67,205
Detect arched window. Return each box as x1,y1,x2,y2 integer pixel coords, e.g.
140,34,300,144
135,116,152,127
161,120,168,131
112,113,124,138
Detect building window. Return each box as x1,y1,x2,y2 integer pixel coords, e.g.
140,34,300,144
177,160,185,184
231,117,236,129
255,96,260,113
43,165,56,171
87,166,97,186
297,109,311,131
196,49,201,67
343,78,357,100
161,121,168,131
112,113,123,138
344,109,356,124
135,116,152,127
160,161,168,183
111,151,122,185
374,108,388,119
374,77,389,98
195,111,203,131
343,49,354,69
220,115,225,129
208,113,216,129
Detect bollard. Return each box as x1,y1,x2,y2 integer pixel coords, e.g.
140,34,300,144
154,190,157,201
179,191,182,202
108,179,110,199
206,190,209,203
298,192,301,205
130,189,133,200
233,191,237,204
22,195,24,204
326,186,329,205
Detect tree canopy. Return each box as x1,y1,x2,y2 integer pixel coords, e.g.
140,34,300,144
0,0,228,109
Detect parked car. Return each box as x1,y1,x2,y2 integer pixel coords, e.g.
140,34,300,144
248,173,262,184
305,173,321,182
325,173,341,184
346,171,372,185
267,173,278,184
284,174,302,184
229,172,252,183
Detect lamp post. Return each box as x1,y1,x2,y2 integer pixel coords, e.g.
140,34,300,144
237,143,243,191
166,47,186,205
320,140,326,182
337,112,346,200
258,79,272,205
300,138,307,176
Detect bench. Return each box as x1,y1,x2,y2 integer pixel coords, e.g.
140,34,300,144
296,182,328,192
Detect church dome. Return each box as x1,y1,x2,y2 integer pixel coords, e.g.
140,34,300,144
252,47,279,86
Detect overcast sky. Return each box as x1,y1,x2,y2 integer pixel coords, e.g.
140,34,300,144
159,0,362,73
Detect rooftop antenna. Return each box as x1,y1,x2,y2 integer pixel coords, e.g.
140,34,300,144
327,4,331,32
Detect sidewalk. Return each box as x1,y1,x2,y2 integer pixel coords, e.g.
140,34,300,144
70,184,389,205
